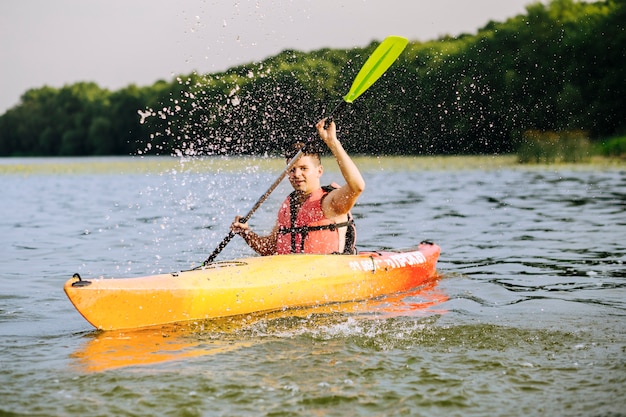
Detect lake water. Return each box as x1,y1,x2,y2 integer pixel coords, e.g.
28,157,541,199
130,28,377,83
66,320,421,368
0,156,624,416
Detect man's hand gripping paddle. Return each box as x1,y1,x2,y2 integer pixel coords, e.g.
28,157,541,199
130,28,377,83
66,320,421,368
202,35,408,265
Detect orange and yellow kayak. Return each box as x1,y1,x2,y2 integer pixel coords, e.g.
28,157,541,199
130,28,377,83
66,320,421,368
64,242,440,331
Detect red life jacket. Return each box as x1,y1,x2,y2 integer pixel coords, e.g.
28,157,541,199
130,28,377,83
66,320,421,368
276,185,356,255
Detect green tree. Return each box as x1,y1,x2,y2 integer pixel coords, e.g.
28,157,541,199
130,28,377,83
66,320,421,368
0,0,623,156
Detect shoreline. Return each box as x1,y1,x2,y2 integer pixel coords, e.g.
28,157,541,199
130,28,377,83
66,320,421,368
0,154,623,175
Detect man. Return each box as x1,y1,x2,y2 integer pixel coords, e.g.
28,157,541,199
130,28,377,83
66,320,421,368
230,118,365,255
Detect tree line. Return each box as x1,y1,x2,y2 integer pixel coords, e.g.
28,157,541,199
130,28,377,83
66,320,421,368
0,0,624,157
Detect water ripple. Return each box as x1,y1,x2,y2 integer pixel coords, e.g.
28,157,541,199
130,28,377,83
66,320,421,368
1,157,625,416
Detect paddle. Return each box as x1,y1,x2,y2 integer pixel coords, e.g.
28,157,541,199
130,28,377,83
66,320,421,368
325,35,409,127
202,35,409,265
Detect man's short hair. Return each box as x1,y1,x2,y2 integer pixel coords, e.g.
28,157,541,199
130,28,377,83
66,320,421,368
284,141,323,164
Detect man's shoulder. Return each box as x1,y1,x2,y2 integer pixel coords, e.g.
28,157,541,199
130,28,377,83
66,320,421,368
322,182,341,193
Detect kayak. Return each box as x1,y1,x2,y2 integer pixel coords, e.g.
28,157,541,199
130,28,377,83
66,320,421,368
64,241,440,331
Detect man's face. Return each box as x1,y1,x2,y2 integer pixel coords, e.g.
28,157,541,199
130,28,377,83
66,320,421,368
288,155,323,193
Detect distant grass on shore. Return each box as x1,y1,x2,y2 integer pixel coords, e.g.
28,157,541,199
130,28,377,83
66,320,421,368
516,130,626,164
1,154,623,176
517,130,592,164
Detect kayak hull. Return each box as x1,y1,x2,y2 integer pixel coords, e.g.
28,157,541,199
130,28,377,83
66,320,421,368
64,242,440,331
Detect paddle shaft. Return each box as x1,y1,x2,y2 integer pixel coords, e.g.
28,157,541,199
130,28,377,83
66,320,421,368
324,101,347,129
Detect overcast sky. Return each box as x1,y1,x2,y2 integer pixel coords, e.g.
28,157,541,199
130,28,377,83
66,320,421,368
0,0,542,114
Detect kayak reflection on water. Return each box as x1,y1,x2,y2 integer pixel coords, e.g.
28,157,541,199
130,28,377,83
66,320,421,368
71,280,448,373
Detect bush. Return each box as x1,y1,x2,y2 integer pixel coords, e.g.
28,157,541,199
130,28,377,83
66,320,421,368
597,136,626,158
517,130,591,164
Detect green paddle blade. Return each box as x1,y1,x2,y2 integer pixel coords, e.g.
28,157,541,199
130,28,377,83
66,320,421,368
343,35,409,104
